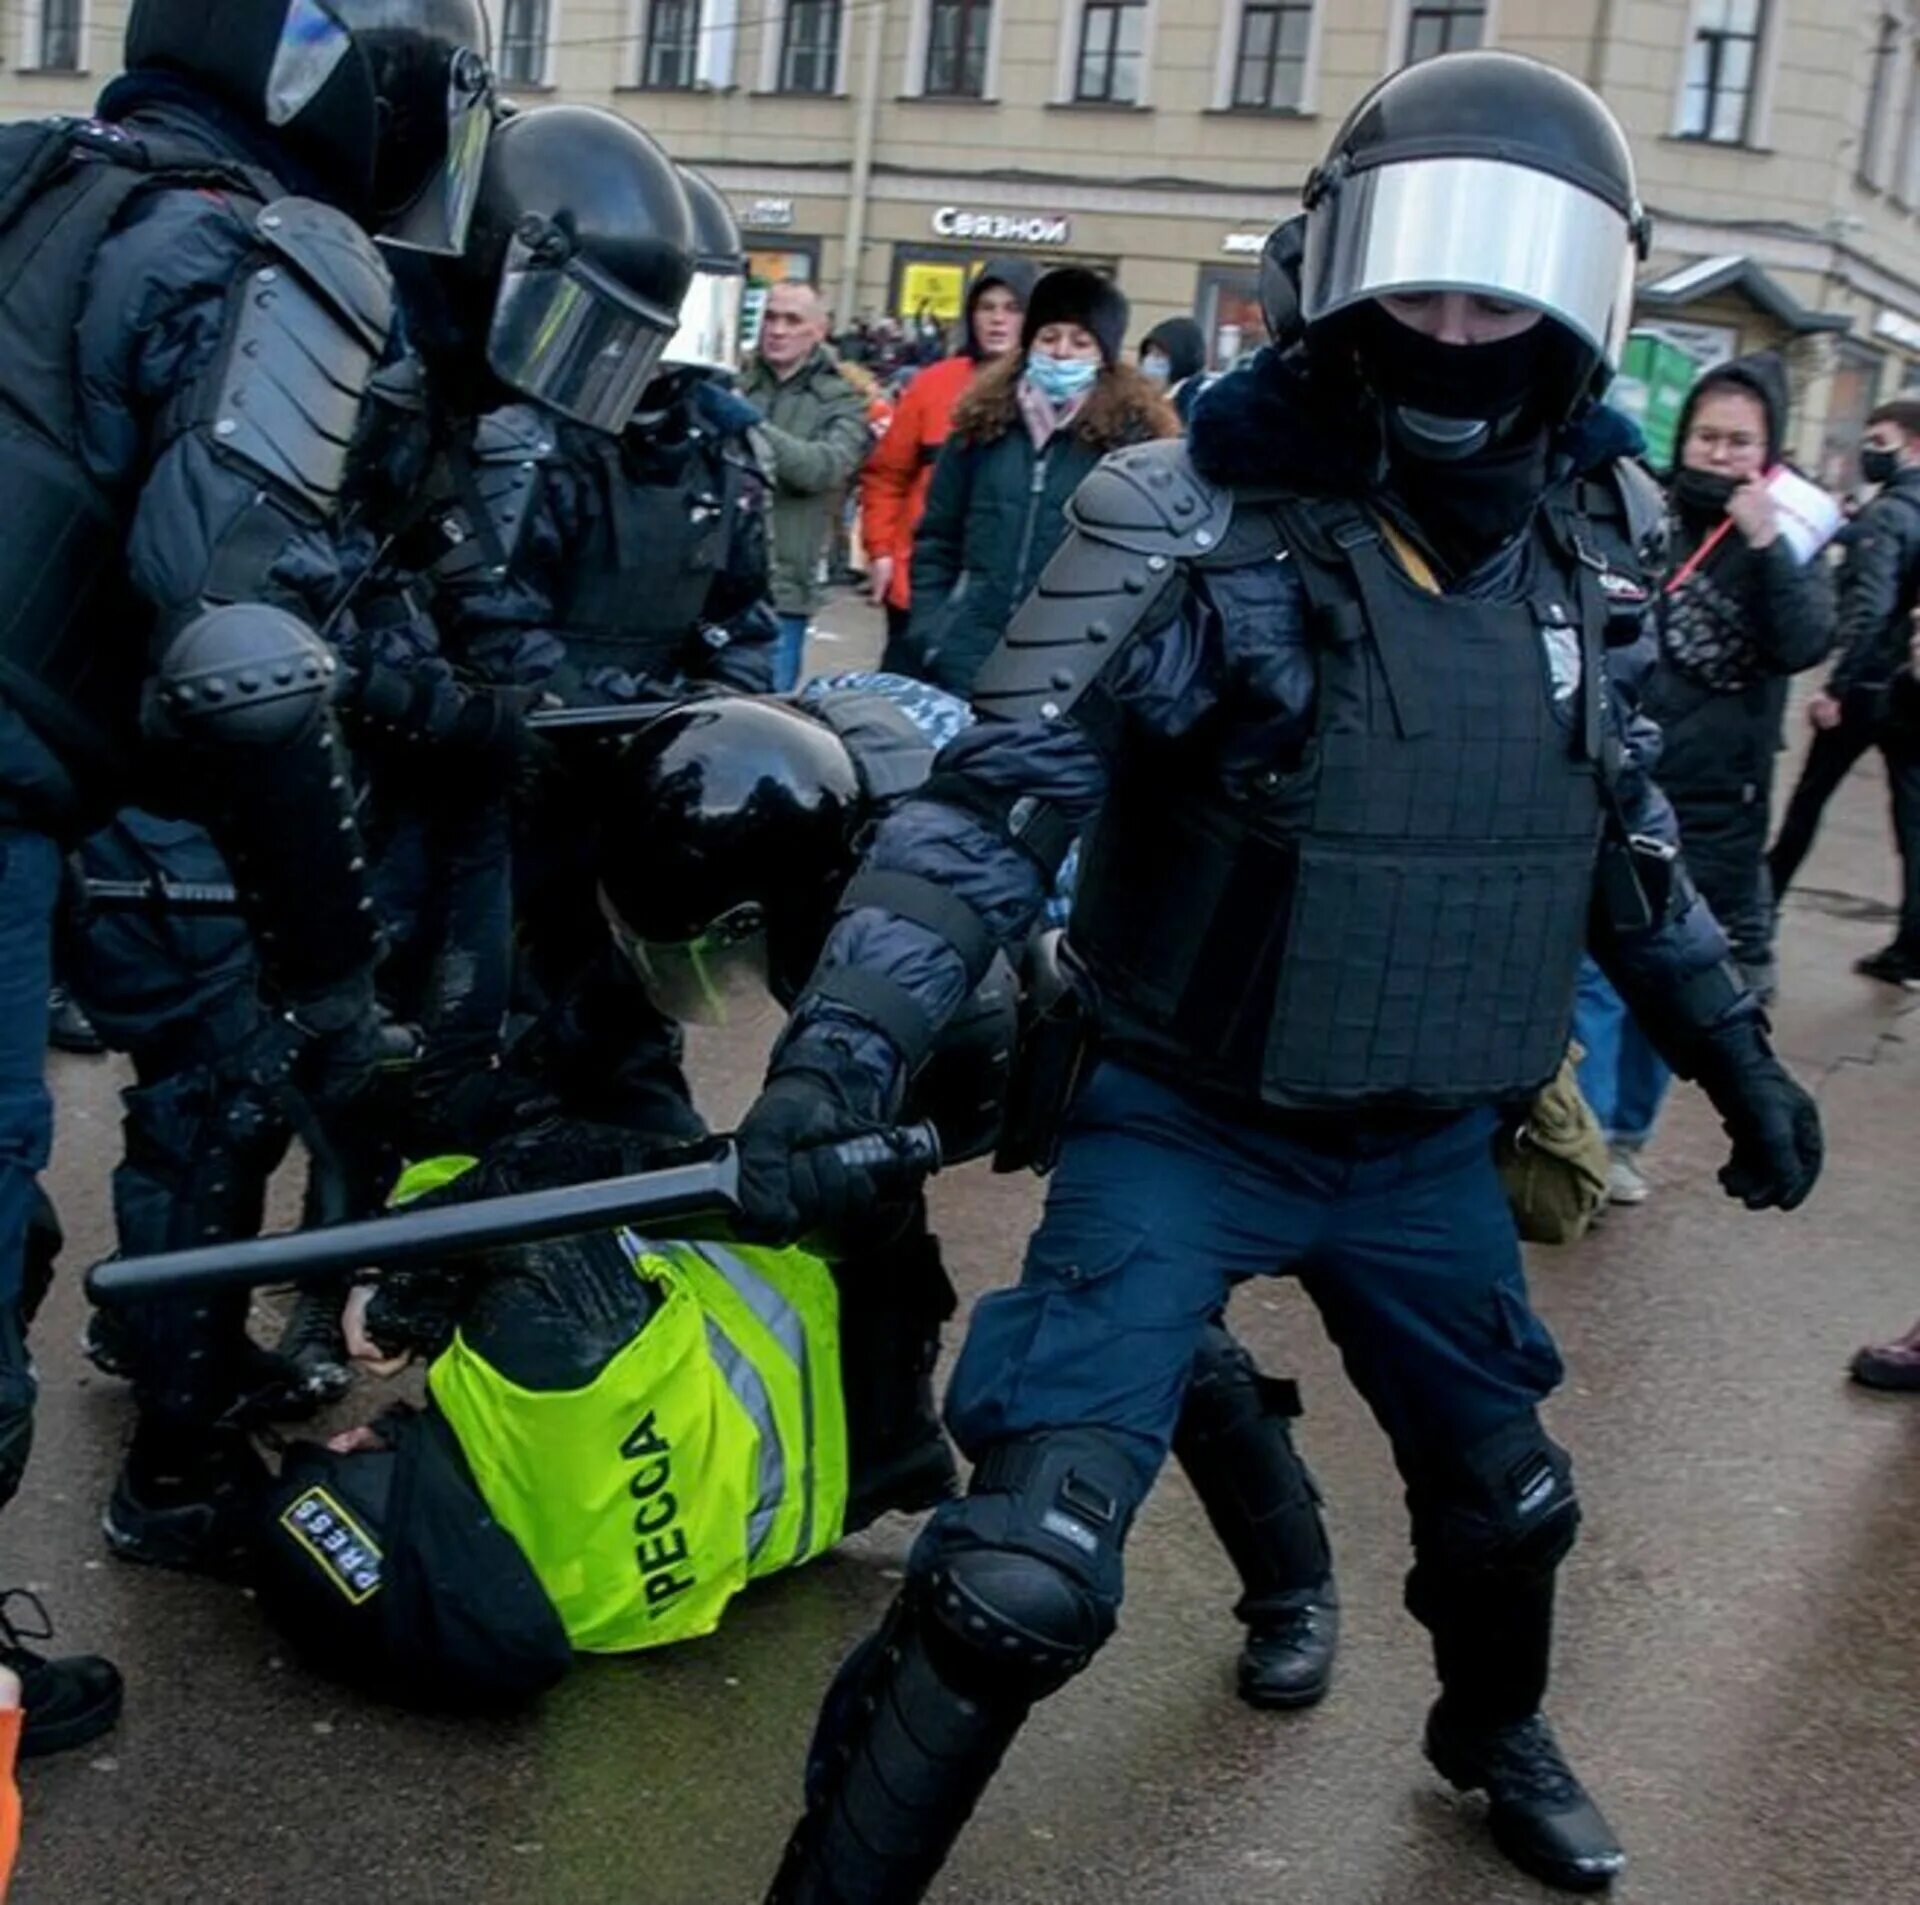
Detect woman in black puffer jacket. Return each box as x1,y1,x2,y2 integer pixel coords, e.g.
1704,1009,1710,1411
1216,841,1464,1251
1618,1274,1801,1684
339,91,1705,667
1645,352,1835,995
899,268,1178,695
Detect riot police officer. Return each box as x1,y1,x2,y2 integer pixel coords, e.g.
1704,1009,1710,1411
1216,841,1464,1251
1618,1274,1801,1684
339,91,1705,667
735,54,1824,1897
0,0,494,1749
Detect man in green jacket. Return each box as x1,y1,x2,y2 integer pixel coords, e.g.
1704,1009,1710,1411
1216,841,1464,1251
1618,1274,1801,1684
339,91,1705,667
741,283,872,687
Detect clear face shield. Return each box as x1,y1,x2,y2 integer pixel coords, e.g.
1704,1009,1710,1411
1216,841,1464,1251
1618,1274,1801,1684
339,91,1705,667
664,269,747,374
1300,156,1640,373
378,47,496,258
487,227,679,435
600,893,778,1029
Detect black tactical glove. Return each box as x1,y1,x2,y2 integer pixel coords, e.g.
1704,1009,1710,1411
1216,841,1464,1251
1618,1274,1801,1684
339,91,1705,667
280,975,421,1115
734,1068,886,1244
1692,1017,1823,1212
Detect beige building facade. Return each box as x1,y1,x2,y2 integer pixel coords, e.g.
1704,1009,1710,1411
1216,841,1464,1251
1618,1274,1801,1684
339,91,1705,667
9,1,1920,476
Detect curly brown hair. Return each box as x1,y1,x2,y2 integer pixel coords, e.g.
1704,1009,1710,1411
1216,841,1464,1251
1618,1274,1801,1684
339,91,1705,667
948,354,1181,452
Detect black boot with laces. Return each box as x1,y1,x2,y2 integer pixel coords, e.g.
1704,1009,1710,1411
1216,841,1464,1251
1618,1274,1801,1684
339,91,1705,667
1425,1700,1624,1892
275,1284,353,1405
0,1590,123,1760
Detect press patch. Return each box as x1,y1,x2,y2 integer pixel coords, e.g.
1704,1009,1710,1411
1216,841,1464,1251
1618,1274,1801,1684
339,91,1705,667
281,1487,384,1604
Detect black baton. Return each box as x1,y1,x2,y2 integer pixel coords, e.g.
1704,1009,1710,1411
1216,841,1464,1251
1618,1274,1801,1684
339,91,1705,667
85,1124,942,1306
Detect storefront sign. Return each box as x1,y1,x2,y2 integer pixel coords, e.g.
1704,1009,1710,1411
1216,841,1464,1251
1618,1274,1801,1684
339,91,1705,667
930,206,1072,247
739,197,796,231
1875,307,1920,355
1220,232,1268,255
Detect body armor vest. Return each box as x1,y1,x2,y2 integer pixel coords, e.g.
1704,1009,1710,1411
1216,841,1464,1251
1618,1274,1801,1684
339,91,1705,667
1070,489,1613,1113
554,430,732,683
0,119,268,778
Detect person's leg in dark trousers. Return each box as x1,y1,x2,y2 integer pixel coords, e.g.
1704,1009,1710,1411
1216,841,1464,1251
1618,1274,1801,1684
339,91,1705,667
1768,703,1877,900
878,602,920,678
1879,724,1920,961
768,1063,1288,1903
1298,1108,1620,1890
0,826,121,1753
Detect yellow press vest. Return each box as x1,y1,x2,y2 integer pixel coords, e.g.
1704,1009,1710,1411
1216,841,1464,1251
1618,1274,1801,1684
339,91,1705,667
400,1162,848,1653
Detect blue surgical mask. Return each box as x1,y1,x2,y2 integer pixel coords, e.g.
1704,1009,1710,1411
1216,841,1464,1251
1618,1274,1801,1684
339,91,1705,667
1140,351,1171,388
1025,351,1099,405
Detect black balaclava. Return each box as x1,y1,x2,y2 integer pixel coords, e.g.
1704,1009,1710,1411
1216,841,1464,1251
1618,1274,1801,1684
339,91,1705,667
1343,303,1556,576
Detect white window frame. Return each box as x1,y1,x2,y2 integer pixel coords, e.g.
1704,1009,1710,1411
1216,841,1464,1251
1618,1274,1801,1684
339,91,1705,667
19,0,89,73
1897,25,1920,204
1054,0,1159,108
634,0,737,90
757,0,852,95
1670,0,1783,149
1383,0,1498,74
497,0,557,87
902,0,1004,101
1211,0,1325,113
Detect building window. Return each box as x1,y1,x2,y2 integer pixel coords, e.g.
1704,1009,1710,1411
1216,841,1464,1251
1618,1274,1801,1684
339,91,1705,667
643,0,702,87
1403,0,1484,64
1075,0,1145,104
925,0,992,97
1676,0,1766,145
31,0,83,70
779,0,841,92
497,0,551,84
1862,14,1900,185
1900,45,1920,202
1232,2,1313,110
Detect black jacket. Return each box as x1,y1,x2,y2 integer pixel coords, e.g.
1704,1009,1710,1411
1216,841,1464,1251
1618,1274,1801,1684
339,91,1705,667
1829,465,1920,698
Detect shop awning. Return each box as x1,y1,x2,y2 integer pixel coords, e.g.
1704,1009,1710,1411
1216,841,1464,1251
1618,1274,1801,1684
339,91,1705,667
1635,253,1851,334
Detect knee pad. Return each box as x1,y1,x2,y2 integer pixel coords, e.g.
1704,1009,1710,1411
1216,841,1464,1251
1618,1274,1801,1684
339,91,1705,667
911,1428,1140,1702
1410,1412,1580,1586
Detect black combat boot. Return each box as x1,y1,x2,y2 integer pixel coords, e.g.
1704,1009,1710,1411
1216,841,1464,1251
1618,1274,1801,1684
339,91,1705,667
46,985,104,1056
104,1422,268,1577
1425,1703,1624,1892
275,1283,354,1404
1172,1324,1338,1709
0,1591,123,1759
1413,1566,1623,1891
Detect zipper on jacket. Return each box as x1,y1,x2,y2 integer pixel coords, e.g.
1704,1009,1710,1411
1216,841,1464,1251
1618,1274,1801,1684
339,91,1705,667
1011,445,1052,599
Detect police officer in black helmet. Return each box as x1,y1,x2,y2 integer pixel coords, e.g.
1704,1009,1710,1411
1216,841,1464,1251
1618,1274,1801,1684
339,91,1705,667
0,0,495,1754
739,53,1824,1897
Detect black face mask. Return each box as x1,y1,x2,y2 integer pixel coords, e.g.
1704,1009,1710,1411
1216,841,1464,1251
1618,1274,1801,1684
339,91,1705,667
1351,304,1549,461
1671,466,1740,527
1389,427,1551,579
1862,445,1902,487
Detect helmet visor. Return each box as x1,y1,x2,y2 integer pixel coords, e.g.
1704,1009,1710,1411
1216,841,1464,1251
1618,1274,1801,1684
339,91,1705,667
488,235,677,435
1302,156,1636,370
601,896,777,1028
665,269,747,372
377,47,495,258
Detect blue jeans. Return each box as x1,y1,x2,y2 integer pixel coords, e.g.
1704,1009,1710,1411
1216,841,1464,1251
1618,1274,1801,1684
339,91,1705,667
773,613,810,692
0,827,58,1314
942,1061,1565,1496
1572,957,1670,1149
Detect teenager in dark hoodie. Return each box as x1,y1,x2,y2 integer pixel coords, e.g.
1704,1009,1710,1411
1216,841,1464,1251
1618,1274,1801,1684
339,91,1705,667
1139,314,1209,424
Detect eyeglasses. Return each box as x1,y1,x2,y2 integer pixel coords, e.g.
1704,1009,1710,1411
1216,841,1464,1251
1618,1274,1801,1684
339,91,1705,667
1685,426,1762,456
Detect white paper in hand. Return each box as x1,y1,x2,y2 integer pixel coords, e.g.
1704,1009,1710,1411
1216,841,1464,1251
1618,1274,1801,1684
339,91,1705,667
1765,466,1844,565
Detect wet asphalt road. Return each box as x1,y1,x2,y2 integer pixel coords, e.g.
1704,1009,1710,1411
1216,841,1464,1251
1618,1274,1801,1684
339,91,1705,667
13,599,1920,1904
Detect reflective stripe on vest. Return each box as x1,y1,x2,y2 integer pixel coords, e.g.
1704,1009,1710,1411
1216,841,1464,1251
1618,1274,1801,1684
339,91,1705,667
429,1225,847,1654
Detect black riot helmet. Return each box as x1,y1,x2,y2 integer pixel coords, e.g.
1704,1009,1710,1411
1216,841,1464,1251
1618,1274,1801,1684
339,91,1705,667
1301,51,1650,456
666,167,747,373
596,697,865,1025
457,104,696,433
125,0,497,254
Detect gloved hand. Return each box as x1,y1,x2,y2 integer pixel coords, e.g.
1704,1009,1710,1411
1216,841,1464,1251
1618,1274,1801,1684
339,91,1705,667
1692,1017,1823,1211
444,682,551,771
734,1068,886,1244
282,976,421,1115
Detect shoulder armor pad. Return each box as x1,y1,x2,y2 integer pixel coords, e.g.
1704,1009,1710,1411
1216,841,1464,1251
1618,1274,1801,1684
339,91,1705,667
253,198,392,353
203,201,391,513
1066,440,1233,559
472,403,562,466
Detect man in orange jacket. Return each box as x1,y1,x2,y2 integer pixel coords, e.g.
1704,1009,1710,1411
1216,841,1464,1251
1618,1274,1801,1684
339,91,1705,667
862,257,1036,671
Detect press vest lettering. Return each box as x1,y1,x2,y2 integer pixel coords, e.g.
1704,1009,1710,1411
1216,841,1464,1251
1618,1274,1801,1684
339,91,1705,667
622,1410,696,1615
